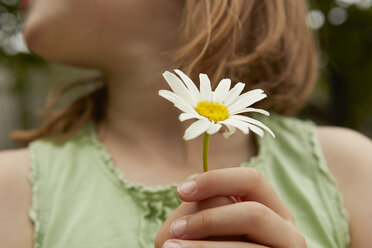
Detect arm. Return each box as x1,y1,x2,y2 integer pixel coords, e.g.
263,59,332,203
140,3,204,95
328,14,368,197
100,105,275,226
317,127,372,248
0,149,34,248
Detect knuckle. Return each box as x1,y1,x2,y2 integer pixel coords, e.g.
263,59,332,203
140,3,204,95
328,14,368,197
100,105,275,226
287,226,306,248
292,230,307,248
199,209,213,229
247,167,264,186
244,202,270,227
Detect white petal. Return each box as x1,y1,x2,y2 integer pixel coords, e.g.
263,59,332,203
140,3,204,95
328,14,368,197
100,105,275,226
226,89,264,108
158,90,188,109
199,73,212,101
230,107,270,116
246,123,264,137
230,115,275,138
211,91,216,101
220,119,250,134
159,90,197,114
162,71,197,107
174,69,201,102
223,82,245,106
179,112,207,122
222,125,236,139
228,89,265,108
207,123,222,135
228,93,267,114
183,119,212,141
213,78,231,103
235,89,264,100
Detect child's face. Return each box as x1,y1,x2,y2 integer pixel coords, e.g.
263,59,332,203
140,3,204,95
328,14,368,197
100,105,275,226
22,0,182,68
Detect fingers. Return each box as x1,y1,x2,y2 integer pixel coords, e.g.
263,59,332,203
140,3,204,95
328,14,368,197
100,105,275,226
177,167,294,222
169,201,305,248
155,197,236,248
162,239,269,248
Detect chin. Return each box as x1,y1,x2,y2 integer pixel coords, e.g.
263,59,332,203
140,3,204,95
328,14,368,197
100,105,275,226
23,14,94,68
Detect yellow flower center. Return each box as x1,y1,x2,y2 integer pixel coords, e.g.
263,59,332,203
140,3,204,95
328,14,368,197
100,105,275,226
195,101,230,122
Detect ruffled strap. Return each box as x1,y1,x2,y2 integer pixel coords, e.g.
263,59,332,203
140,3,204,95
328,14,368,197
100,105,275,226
307,121,351,247
28,141,42,248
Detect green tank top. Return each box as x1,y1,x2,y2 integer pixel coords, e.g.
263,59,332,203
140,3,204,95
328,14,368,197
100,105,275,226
28,114,350,248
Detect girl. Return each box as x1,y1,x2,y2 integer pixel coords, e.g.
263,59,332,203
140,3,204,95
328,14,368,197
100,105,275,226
1,0,371,247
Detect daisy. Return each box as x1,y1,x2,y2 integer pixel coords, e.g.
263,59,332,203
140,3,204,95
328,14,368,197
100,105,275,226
158,69,275,141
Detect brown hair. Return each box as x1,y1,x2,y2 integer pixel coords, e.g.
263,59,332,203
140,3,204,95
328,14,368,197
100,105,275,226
12,0,319,144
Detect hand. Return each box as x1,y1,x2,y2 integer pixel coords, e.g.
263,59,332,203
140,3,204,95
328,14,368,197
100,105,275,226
155,195,239,247
157,167,306,248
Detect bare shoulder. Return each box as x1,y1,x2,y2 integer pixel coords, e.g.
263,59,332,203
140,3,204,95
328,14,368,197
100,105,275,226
316,126,372,247
0,148,34,248
316,127,372,186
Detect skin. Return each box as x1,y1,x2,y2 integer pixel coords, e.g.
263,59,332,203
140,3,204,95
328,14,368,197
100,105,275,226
0,0,371,247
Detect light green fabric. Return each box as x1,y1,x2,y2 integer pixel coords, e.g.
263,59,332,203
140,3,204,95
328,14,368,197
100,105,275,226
29,114,350,248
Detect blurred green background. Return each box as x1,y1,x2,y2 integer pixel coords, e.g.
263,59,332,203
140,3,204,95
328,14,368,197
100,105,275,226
0,0,371,149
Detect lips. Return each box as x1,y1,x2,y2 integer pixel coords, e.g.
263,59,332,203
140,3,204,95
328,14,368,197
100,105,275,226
20,0,29,12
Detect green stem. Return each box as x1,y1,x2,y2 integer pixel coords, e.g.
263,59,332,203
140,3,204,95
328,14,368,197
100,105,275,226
203,132,210,172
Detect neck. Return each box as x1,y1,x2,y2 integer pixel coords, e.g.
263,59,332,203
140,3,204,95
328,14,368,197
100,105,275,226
96,61,258,171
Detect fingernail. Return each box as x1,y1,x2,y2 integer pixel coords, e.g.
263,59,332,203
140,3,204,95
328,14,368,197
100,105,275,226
170,219,187,238
177,180,196,195
162,241,182,248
